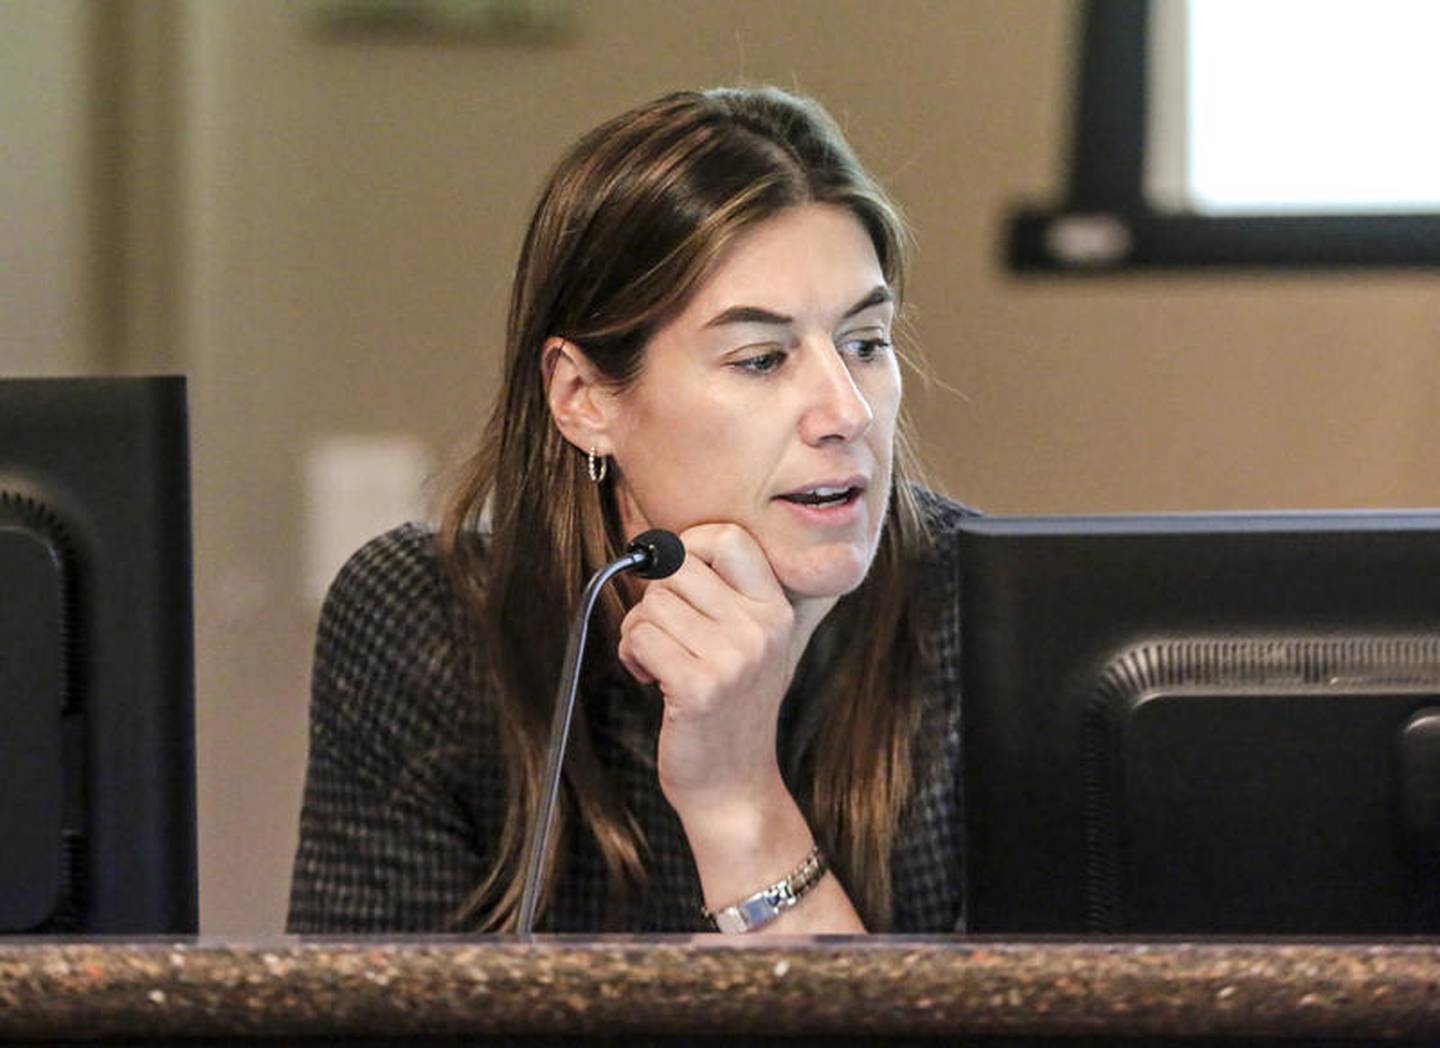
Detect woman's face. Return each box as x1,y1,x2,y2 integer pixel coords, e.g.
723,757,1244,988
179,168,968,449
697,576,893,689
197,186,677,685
605,203,901,600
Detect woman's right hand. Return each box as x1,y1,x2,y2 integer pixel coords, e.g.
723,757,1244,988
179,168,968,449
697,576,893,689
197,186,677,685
616,522,864,932
617,522,801,829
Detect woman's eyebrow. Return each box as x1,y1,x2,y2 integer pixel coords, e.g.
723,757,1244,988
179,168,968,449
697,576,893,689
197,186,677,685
842,285,894,319
703,305,792,328
702,286,894,330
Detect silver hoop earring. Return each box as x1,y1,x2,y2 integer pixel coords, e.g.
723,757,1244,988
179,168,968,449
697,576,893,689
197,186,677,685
587,445,608,483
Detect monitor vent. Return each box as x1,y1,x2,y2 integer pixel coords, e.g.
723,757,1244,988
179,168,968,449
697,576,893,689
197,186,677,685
1082,635,1440,932
0,491,82,713
1080,696,1122,932
29,831,86,933
0,491,85,930
1103,636,1440,693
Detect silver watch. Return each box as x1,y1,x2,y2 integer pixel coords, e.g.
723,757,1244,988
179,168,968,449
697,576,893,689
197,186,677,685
705,846,827,933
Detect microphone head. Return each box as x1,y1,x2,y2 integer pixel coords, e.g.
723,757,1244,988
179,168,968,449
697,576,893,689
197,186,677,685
626,529,685,580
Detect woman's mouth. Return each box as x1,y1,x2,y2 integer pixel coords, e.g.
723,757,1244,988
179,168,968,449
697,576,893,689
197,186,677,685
778,485,862,508
774,481,867,527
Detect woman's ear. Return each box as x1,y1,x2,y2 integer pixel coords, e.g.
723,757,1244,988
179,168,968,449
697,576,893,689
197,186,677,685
543,338,616,454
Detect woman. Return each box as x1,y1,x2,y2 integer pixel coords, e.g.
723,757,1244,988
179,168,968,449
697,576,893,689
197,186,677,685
288,86,973,934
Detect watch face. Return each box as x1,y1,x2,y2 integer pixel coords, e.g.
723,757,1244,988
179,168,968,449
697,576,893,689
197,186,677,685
714,909,749,935
708,848,826,933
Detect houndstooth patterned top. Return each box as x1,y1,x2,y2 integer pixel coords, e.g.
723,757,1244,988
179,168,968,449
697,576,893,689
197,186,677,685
286,491,975,934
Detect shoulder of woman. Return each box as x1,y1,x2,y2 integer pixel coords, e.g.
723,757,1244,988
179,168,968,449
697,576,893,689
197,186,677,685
318,522,461,651
910,485,982,530
313,522,487,741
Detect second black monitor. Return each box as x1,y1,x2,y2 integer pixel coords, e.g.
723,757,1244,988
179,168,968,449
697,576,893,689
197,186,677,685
958,511,1440,935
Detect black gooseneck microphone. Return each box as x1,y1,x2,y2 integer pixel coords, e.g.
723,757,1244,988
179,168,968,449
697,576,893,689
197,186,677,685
515,528,685,934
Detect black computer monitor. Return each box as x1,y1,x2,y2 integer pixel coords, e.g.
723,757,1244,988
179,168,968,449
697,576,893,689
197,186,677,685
958,512,1440,935
0,375,196,933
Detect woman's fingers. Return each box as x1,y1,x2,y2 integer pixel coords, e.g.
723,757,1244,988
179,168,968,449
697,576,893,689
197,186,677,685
624,527,768,627
617,522,791,693
678,523,787,605
627,584,714,657
618,586,711,688
618,617,699,692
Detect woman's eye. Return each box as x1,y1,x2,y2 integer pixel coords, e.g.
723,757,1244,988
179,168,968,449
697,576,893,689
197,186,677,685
734,350,787,374
840,336,892,362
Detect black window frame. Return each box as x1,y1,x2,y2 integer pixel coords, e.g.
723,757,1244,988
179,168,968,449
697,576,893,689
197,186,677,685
1008,0,1440,273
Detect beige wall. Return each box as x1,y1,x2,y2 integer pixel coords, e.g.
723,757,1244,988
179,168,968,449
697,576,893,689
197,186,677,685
1,0,93,374
7,0,1440,933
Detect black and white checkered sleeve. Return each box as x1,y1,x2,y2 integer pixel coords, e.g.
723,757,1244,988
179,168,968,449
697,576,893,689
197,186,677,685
889,491,978,933
286,525,496,933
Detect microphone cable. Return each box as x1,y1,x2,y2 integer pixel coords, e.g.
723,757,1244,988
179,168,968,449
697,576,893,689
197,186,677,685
515,529,684,935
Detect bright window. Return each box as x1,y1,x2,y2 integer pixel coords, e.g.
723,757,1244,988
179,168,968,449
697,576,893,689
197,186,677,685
1150,0,1440,215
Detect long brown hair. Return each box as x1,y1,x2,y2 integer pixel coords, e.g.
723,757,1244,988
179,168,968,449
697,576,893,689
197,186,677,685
440,86,934,931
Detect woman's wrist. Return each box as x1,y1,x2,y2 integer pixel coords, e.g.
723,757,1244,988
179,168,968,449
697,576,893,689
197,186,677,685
675,776,866,934
675,780,816,913
703,844,828,932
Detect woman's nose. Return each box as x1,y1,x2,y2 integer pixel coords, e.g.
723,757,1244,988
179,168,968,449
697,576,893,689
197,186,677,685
798,344,874,445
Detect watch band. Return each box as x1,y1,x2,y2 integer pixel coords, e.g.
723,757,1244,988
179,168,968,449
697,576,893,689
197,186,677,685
704,845,828,934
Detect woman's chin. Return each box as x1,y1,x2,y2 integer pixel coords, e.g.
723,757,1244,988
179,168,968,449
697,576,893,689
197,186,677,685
770,544,876,601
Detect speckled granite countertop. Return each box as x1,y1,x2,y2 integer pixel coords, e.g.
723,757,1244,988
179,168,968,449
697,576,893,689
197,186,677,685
1,936,1438,1042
